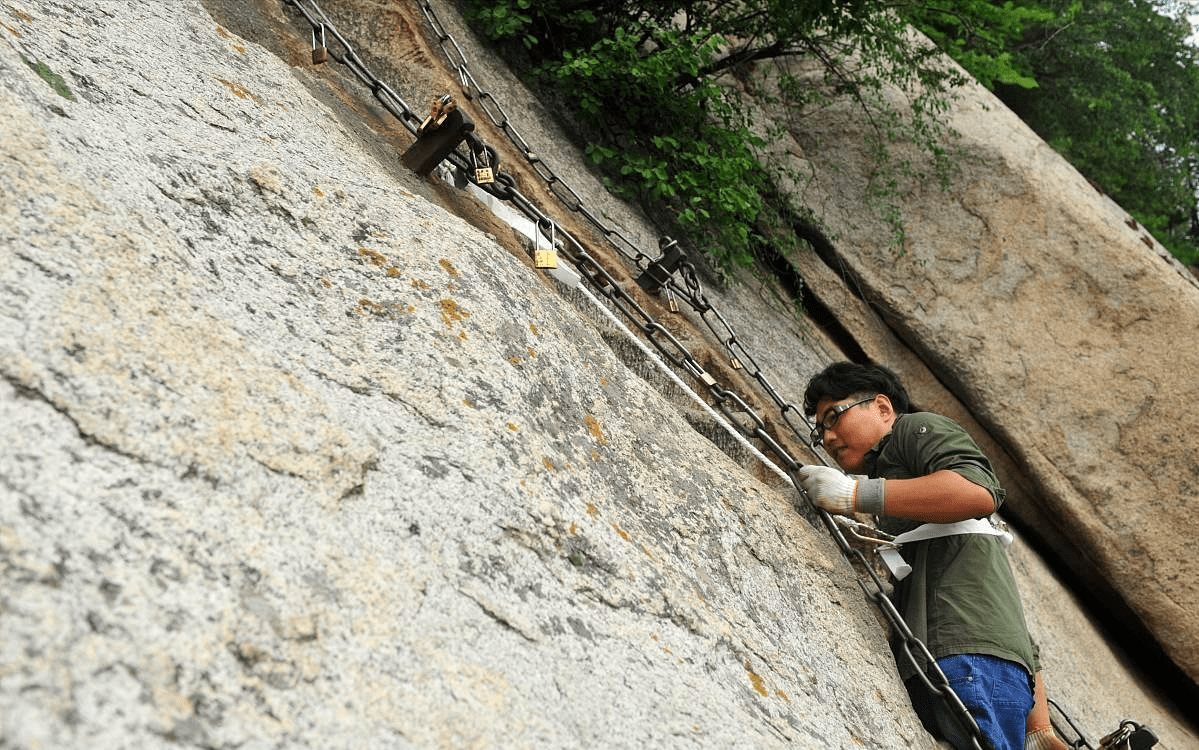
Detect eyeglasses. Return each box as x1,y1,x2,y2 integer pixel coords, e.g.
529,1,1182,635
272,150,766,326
809,395,876,446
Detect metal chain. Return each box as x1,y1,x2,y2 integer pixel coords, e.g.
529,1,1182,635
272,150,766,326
414,0,817,452
280,2,989,747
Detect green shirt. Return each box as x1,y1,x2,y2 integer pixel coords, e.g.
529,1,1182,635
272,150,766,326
864,412,1039,682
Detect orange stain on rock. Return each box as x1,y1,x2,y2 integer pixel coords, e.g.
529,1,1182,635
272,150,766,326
745,662,769,697
439,299,470,326
359,247,387,266
584,415,608,445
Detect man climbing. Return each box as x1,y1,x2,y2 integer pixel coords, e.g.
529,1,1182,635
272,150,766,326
799,361,1068,750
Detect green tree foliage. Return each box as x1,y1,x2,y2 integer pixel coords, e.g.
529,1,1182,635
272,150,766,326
465,0,969,274
467,0,1199,270
899,0,1057,89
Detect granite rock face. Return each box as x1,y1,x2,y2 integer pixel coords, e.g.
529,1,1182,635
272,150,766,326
0,0,1195,748
0,1,923,747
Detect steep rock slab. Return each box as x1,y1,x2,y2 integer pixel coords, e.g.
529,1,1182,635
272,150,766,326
0,1,933,747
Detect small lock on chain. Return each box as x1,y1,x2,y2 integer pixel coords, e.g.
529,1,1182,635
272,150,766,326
418,94,456,134
472,146,495,185
664,286,679,313
533,220,558,269
311,24,328,65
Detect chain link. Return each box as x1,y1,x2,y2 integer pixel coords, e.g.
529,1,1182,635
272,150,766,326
280,2,988,747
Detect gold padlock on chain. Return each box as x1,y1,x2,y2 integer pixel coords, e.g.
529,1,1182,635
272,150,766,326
664,286,679,313
311,24,329,65
472,146,495,185
418,94,456,134
533,220,558,269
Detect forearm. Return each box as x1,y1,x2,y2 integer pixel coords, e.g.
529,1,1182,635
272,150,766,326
873,470,995,522
799,466,997,520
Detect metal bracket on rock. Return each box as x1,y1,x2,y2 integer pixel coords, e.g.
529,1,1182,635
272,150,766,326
400,95,474,176
636,236,685,310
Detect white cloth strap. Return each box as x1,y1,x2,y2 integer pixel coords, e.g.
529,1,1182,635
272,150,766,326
880,518,1012,580
890,517,1013,547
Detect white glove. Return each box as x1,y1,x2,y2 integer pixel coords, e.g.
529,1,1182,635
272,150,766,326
798,465,886,515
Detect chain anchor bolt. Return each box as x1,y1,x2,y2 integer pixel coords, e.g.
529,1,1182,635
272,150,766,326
636,236,686,295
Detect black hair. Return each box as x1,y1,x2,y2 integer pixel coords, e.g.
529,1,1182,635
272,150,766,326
802,361,913,416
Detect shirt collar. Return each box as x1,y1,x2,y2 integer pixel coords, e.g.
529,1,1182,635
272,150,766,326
863,415,902,474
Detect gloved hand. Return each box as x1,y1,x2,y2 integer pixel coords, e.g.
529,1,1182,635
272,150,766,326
798,465,886,515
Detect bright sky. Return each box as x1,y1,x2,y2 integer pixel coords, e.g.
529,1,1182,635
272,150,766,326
1158,0,1199,45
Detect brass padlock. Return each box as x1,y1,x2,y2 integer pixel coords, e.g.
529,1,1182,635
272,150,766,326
472,147,495,185
419,95,455,134
311,25,329,65
664,286,679,313
533,221,558,269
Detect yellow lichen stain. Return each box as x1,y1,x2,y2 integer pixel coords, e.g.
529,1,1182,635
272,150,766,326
357,298,388,317
215,25,245,52
600,377,609,386
509,356,522,365
359,247,387,266
640,543,655,560
584,415,608,445
507,422,519,432
216,77,254,101
458,330,468,341
529,323,540,336
611,522,631,542
585,503,599,518
319,278,332,289
411,278,430,290
543,457,555,471
438,299,470,327
745,662,769,697
386,267,402,277
439,258,460,278
313,185,325,198
464,399,475,408
569,522,577,535
526,346,538,358
591,451,600,461
775,689,791,703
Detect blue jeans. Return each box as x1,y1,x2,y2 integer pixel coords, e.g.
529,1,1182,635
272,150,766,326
908,654,1035,750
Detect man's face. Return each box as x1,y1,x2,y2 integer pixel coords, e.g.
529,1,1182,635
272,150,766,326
812,394,891,474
